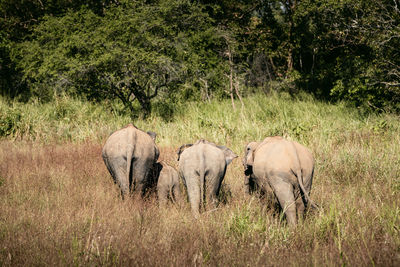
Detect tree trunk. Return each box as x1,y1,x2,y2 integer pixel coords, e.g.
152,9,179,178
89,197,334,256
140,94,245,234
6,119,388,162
137,97,151,119
234,73,244,109
286,0,297,76
227,50,236,110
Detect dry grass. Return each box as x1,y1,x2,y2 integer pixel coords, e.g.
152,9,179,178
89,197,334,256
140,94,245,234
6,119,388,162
0,93,399,265
0,135,399,266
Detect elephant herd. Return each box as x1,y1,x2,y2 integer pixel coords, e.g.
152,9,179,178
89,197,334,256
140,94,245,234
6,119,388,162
102,124,316,226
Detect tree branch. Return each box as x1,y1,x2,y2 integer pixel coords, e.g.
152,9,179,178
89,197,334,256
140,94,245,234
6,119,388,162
149,74,168,99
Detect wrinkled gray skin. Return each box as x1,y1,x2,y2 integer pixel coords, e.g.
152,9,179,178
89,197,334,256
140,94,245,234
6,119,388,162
243,136,315,226
153,162,181,205
177,139,237,218
102,124,159,199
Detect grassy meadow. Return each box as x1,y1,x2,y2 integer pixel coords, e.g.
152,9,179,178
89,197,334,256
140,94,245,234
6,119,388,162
0,93,399,266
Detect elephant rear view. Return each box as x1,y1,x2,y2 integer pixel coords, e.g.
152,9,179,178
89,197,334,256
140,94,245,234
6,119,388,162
177,139,237,218
243,136,315,226
154,162,181,205
102,124,159,198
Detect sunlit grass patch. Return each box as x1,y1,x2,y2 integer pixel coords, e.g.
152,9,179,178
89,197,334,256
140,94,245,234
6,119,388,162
0,92,399,265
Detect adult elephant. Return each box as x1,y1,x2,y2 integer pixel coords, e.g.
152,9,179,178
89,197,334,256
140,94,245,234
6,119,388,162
243,136,316,226
102,124,159,199
177,139,237,218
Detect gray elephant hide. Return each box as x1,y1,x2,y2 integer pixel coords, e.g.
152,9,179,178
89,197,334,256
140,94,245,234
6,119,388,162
177,139,237,218
102,124,159,199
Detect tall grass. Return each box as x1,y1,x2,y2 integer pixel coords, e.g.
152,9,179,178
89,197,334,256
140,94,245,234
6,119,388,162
2,92,398,147
0,92,399,265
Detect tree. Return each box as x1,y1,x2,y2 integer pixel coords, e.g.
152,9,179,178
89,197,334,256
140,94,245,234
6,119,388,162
13,0,224,117
5,0,400,113
293,0,400,110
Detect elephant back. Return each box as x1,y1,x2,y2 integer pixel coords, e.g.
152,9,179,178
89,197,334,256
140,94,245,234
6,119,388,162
253,138,298,175
102,124,159,162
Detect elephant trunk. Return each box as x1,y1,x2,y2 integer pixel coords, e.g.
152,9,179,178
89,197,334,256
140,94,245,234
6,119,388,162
244,165,253,176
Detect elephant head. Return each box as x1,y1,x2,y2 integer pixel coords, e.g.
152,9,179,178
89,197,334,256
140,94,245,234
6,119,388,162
176,143,193,161
243,142,259,175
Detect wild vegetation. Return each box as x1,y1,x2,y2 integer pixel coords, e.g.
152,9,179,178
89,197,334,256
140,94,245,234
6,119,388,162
1,0,399,265
0,93,399,265
1,0,400,114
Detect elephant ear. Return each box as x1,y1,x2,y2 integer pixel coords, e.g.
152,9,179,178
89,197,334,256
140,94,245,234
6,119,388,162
244,142,259,167
217,146,238,165
176,143,193,161
147,131,157,141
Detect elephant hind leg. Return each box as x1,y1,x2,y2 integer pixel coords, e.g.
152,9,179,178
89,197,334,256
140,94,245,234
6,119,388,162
103,156,115,182
206,185,219,210
130,159,151,198
296,195,306,222
172,184,181,203
107,158,129,199
186,176,201,218
270,180,297,226
157,187,168,206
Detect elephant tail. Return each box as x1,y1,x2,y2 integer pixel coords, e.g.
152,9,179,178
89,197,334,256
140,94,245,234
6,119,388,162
126,129,135,192
295,166,318,209
199,154,206,212
291,142,318,210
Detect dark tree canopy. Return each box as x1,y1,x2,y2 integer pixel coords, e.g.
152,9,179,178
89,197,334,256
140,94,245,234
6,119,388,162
1,0,399,115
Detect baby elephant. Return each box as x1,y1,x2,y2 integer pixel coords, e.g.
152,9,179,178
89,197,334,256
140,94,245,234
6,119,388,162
154,162,181,205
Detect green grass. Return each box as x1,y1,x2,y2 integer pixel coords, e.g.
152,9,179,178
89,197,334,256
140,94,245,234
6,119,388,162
2,92,398,147
0,92,399,265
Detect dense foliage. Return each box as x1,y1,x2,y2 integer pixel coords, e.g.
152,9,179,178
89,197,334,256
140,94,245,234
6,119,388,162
1,0,399,115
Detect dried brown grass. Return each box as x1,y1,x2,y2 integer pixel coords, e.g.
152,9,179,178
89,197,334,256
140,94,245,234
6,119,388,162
0,137,399,266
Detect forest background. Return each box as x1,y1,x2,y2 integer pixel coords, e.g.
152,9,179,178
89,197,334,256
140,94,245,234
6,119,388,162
1,0,399,118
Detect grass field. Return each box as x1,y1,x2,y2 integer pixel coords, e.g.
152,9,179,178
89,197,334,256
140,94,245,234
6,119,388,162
0,93,399,266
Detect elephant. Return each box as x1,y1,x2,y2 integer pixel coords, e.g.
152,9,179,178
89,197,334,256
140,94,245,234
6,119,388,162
177,139,237,218
243,136,316,226
102,124,159,199
153,162,181,205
